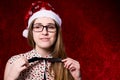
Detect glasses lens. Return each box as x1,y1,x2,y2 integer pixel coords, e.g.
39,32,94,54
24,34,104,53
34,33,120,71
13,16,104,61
33,23,56,32
47,24,56,32
33,23,43,32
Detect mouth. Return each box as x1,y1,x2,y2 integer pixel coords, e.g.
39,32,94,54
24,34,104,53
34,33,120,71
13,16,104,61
40,38,50,42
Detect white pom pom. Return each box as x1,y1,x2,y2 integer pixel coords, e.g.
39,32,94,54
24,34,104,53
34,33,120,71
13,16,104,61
22,29,28,38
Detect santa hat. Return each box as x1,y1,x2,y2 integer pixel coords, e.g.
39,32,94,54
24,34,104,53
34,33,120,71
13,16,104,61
22,1,62,38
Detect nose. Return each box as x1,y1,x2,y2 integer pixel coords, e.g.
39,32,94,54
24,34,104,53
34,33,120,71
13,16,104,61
42,27,48,35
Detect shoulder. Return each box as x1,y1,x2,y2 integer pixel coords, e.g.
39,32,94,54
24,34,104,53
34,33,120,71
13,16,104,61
4,50,33,79
7,50,34,64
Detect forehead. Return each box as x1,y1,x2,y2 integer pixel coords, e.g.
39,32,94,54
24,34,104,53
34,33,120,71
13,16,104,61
34,17,55,25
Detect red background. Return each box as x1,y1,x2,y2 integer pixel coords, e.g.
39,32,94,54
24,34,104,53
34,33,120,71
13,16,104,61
0,0,120,80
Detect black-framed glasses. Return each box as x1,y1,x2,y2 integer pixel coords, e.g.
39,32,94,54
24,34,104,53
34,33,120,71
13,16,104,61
33,23,56,32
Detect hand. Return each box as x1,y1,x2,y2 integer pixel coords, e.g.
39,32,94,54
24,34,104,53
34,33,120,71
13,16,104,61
62,58,81,80
5,56,29,80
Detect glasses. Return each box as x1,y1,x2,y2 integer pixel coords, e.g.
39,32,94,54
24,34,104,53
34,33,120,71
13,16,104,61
33,23,56,32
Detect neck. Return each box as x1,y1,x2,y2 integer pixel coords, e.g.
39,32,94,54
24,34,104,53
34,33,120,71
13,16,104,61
35,46,51,57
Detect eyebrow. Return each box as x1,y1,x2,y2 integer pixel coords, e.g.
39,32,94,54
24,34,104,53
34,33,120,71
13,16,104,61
34,23,55,25
47,23,55,25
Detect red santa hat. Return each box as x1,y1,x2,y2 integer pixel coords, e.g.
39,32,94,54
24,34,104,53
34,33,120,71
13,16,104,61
23,1,62,38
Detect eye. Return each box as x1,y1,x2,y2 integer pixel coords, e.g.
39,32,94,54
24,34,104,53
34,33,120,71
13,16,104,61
33,24,43,29
34,26,40,29
48,25,55,29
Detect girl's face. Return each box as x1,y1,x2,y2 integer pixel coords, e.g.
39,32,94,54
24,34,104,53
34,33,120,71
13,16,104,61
33,17,56,49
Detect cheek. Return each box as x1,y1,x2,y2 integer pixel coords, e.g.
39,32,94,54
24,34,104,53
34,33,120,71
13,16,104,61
32,32,39,42
51,33,56,42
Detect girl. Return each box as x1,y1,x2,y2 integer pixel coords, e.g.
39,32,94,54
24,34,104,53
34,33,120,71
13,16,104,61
4,1,81,80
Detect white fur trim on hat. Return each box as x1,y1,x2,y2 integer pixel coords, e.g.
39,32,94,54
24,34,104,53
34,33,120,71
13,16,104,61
28,9,62,27
23,9,62,38
22,29,28,38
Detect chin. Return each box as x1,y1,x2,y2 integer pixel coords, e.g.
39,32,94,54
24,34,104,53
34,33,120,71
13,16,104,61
39,44,52,49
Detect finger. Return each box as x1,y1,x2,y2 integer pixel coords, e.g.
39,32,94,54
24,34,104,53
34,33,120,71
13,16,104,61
65,62,73,69
20,57,29,67
22,62,29,67
22,56,29,63
19,66,27,71
63,60,73,69
64,62,71,69
70,67,76,72
62,57,71,62
62,59,67,62
62,58,80,70
68,64,76,71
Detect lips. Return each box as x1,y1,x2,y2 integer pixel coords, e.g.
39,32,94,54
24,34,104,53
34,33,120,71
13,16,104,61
40,38,50,41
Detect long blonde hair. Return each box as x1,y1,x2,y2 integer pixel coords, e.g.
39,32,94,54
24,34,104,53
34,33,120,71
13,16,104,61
27,20,74,80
